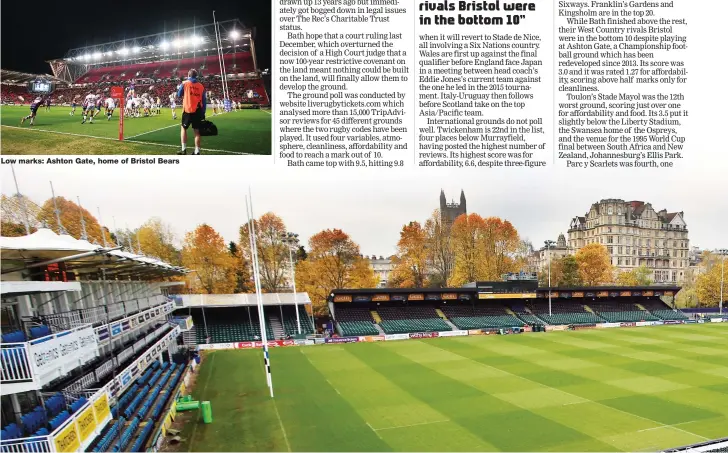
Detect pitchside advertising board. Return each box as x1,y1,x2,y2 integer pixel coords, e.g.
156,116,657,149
31,326,98,380
52,392,111,453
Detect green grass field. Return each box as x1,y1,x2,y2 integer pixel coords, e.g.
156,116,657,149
178,324,728,452
0,105,270,155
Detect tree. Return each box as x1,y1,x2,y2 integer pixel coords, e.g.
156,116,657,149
696,257,727,307
424,209,453,287
449,213,488,286
239,213,290,292
616,265,653,286
229,241,254,293
559,255,582,286
481,216,521,279
1,194,41,236
181,224,236,294
136,217,180,265
449,214,523,286
575,243,613,286
37,197,113,246
295,229,377,315
390,221,429,288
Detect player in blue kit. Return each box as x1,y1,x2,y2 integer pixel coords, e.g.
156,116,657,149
70,100,78,116
20,97,44,126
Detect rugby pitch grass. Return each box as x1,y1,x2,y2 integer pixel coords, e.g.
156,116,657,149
0,105,271,155
175,324,728,452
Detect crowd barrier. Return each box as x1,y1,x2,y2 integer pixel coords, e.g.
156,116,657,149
193,317,727,353
0,325,181,453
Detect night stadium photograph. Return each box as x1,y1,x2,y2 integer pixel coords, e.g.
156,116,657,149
0,1,271,155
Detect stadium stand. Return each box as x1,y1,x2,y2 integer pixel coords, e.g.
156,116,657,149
527,300,606,325
377,305,450,334
1,228,189,453
334,306,380,336
640,300,690,320
588,300,661,322
441,303,525,329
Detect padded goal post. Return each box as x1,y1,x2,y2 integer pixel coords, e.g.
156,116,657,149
110,86,124,141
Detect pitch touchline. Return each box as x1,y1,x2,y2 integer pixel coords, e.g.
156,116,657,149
2,125,256,155
124,123,179,139
374,419,450,431
637,421,697,433
425,342,710,441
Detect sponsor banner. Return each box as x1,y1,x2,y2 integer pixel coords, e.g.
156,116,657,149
372,294,389,302
294,339,308,346
571,324,597,331
92,393,111,424
358,335,386,342
684,320,698,324
333,295,352,302
438,330,468,337
522,325,532,332
197,343,236,350
304,339,315,346
710,318,724,323
468,329,484,335
53,420,80,453
697,319,705,324
76,406,96,444
663,320,685,325
408,293,424,301
651,321,664,326
409,332,439,339
620,322,637,328
385,333,410,341
545,325,569,332
636,321,651,327
325,337,359,344
30,326,98,377
598,322,621,328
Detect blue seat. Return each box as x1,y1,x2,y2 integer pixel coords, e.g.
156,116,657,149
1,330,27,343
29,326,51,340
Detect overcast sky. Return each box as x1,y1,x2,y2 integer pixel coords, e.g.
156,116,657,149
2,159,725,257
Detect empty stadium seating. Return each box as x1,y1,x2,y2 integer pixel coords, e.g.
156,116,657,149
280,305,314,337
441,304,525,329
89,361,186,453
527,301,605,325
334,306,379,336
640,300,690,320
378,305,450,334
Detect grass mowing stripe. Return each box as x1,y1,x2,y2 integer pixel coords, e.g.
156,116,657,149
273,348,389,452
349,341,600,452
427,337,710,444
187,352,215,451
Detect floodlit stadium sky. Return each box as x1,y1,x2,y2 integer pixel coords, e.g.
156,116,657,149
0,0,271,74
2,156,726,254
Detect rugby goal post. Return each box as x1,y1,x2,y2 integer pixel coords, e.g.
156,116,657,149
111,86,124,141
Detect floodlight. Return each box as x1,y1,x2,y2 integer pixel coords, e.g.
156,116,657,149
83,54,91,61
132,46,140,53
119,48,129,56
93,52,102,60
173,39,182,48
160,41,169,50
230,30,240,39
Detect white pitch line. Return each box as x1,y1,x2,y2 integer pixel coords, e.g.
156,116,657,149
425,342,710,442
124,123,179,140
2,124,258,155
325,379,341,395
373,419,450,431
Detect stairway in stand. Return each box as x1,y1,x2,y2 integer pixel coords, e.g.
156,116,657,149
183,325,198,346
269,315,285,340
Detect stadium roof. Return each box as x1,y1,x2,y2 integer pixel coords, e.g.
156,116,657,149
0,228,189,279
175,293,311,307
0,69,64,85
54,19,252,65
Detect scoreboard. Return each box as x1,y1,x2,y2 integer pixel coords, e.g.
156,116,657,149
28,80,55,94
